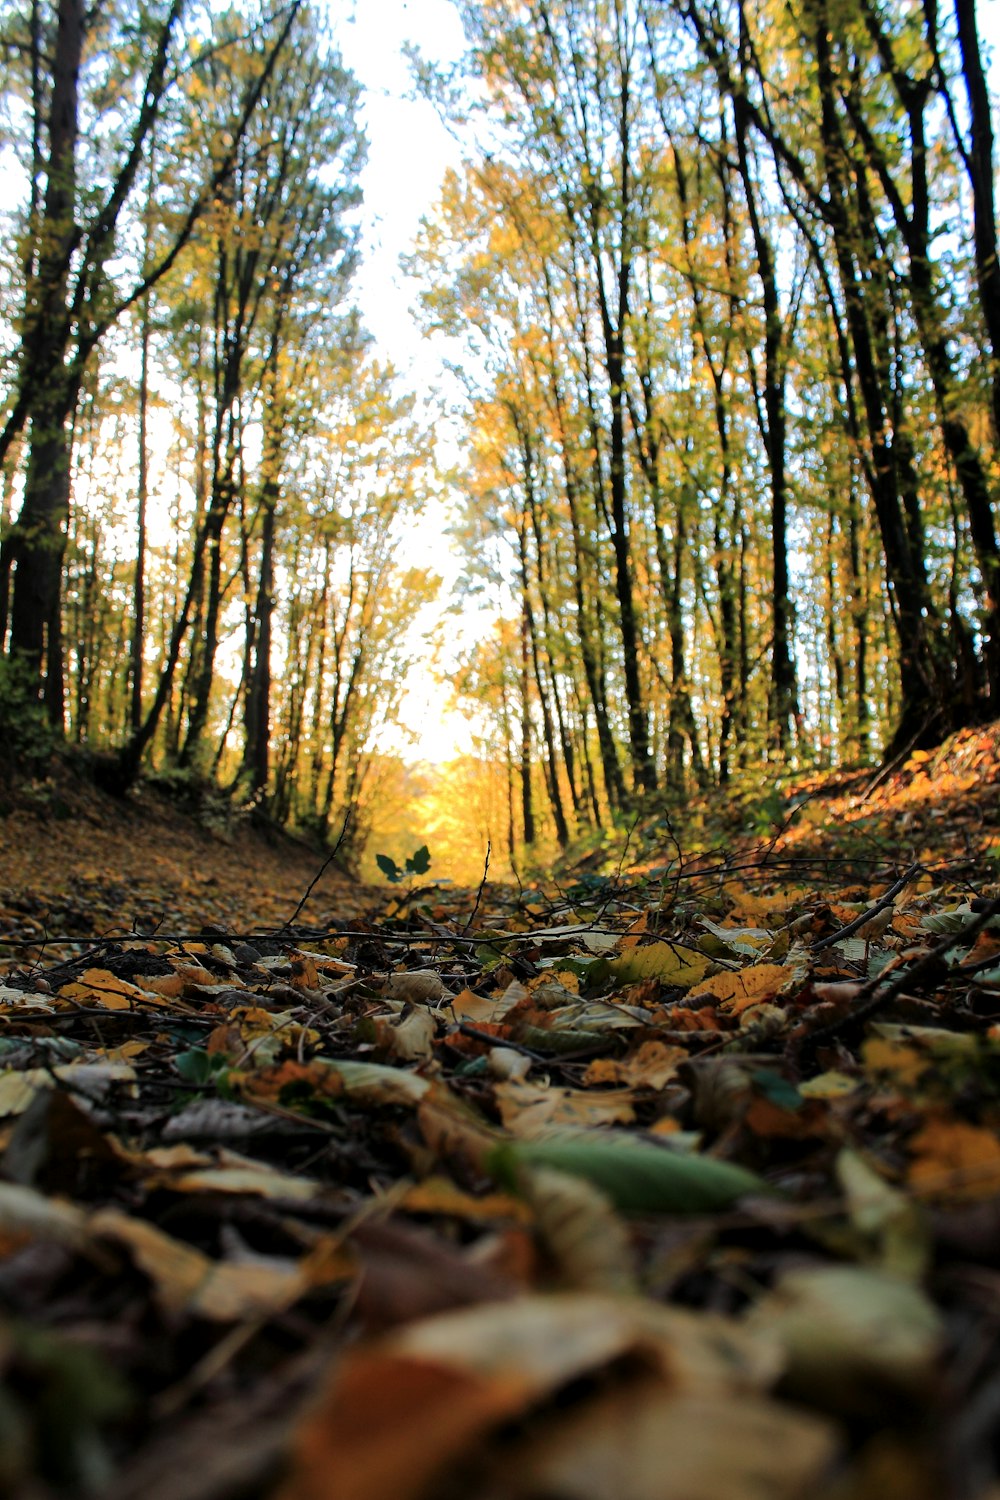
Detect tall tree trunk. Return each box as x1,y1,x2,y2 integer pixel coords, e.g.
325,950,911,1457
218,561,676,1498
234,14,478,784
953,0,1000,445
5,0,83,725
811,0,950,751
733,82,799,750
519,594,536,846
243,481,276,796
131,293,151,731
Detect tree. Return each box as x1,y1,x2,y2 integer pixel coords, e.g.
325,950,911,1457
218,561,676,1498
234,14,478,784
0,0,302,725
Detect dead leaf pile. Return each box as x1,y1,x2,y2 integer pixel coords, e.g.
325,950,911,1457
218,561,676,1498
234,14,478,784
0,734,999,1499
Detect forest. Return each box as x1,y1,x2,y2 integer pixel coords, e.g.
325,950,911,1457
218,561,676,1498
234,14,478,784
1,0,998,878
3,5,1000,1497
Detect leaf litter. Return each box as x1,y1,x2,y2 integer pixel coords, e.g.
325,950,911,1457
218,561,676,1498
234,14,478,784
0,729,1000,1498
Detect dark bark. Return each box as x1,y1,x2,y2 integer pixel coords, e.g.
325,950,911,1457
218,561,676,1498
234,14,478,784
951,0,1000,441
131,294,151,731
547,268,625,811
515,432,569,847
5,0,83,724
519,594,535,846
733,81,799,750
810,0,953,751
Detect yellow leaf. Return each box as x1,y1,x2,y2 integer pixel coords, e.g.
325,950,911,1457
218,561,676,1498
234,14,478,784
687,963,792,1014
57,968,150,1010
862,1037,928,1088
609,942,711,988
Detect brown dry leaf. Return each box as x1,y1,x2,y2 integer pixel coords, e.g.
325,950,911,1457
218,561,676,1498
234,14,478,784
238,1058,346,1108
722,885,801,925
481,1382,839,1500
495,1079,636,1133
90,1207,215,1316
388,1293,781,1395
172,963,218,988
0,1060,137,1119
519,1165,636,1293
583,1040,686,1091
743,1094,830,1140
383,969,448,1005
90,1207,316,1321
148,1160,321,1202
746,1264,942,1410
380,1007,437,1061
289,952,320,990
687,962,793,1014
350,1217,517,1331
908,1118,1000,1201
0,1069,43,1117
448,985,500,1023
141,971,185,999
0,1179,90,1254
417,1082,502,1173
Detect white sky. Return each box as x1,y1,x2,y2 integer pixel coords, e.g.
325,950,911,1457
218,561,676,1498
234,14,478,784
329,0,485,765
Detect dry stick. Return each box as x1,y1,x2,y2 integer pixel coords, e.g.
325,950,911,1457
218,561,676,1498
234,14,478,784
462,840,491,937
800,892,1000,1053
278,806,353,936
809,862,924,952
592,812,641,926
456,1022,547,1061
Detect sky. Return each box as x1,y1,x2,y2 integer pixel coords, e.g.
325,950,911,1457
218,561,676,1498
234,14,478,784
329,1,483,765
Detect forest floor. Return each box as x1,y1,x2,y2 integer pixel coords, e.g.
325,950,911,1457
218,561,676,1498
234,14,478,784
1,727,1000,1500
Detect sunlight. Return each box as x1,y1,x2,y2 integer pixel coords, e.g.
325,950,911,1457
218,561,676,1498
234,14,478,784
330,1,472,766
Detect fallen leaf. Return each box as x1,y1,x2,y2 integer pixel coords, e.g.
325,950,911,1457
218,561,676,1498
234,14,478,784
495,1079,636,1132
908,1118,1000,1202
687,962,793,1014
490,1130,770,1214
609,942,712,988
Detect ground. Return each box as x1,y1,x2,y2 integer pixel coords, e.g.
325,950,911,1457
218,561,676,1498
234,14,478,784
1,729,999,1500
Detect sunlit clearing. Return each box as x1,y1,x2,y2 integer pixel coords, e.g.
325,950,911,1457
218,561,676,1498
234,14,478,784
360,751,533,889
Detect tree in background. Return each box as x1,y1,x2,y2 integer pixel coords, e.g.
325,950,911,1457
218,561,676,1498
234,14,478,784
409,0,1000,867
0,0,302,723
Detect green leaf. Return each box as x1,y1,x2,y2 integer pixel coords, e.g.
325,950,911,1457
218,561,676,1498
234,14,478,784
376,853,402,882
405,844,431,876
751,1069,805,1113
174,1048,215,1085
488,1130,769,1214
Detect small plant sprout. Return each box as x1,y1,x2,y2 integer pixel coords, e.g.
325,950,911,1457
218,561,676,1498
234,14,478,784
375,844,432,883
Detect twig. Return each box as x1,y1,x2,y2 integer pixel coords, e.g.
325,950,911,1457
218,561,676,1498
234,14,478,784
798,893,1000,1055
462,841,491,936
278,807,353,934
456,1022,546,1060
810,862,923,952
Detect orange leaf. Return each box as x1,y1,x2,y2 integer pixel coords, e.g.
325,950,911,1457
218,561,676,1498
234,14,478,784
278,1353,527,1500
908,1119,1000,1202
